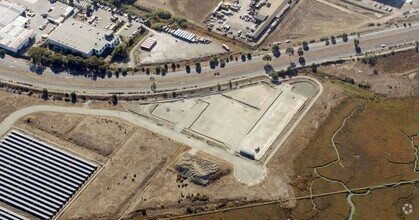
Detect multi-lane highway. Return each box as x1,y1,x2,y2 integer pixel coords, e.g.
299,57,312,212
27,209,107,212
0,23,418,94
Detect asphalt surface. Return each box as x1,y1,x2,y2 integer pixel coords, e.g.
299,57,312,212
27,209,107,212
0,24,418,94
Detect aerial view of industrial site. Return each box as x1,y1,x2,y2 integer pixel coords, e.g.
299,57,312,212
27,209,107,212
0,0,418,219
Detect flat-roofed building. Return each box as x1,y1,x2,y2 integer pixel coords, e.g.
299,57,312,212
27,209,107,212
0,1,26,29
140,37,157,51
47,3,74,24
0,1,34,53
48,18,120,57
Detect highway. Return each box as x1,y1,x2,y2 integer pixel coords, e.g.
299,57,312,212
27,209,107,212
0,23,418,94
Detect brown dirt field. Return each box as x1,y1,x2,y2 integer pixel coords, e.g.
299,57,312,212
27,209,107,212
262,0,370,47
60,126,184,220
22,112,84,137
136,0,220,25
125,149,291,218
319,50,419,98
20,113,137,157
67,116,137,157
127,79,351,219
0,89,82,123
13,120,108,165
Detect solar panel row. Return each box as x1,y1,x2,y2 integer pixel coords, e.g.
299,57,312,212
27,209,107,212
0,131,97,220
0,206,27,220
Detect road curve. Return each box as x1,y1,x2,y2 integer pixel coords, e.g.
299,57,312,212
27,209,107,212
0,105,266,185
0,24,417,94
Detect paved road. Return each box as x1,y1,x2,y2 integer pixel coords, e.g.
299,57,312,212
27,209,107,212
0,24,418,94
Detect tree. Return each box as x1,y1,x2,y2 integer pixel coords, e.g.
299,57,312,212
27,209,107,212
185,64,191,73
171,62,176,72
111,43,128,60
219,58,226,67
342,33,348,42
297,47,304,57
161,67,167,76
195,62,201,73
330,35,336,44
363,54,377,66
241,53,246,61
111,94,118,105
272,44,280,54
269,71,279,82
0,49,5,58
302,41,309,50
70,92,77,103
263,54,272,63
285,47,294,63
247,52,252,60
311,63,318,73
42,89,48,100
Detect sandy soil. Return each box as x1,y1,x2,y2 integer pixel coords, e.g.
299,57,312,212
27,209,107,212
125,149,290,218
136,0,220,25
262,0,372,46
60,125,184,220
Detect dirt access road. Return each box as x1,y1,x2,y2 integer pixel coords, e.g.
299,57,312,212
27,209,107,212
0,105,264,185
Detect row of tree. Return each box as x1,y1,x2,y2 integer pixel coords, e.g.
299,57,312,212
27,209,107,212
27,47,107,73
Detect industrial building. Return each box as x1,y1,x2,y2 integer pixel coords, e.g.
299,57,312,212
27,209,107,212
0,1,35,53
47,4,74,24
172,29,197,42
140,37,157,51
0,130,97,220
48,18,120,57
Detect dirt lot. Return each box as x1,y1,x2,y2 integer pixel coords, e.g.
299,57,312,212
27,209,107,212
262,0,373,47
319,50,419,98
126,149,290,218
20,113,138,157
136,0,220,25
60,123,184,220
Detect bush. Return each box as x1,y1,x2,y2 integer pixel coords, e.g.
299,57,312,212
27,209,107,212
151,22,165,31
111,94,118,105
42,89,48,100
70,92,77,103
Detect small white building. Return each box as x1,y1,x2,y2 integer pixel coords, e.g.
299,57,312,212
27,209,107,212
48,18,120,57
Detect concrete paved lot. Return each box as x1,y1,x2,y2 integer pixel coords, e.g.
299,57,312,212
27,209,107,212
146,82,313,160
241,85,307,160
137,31,225,65
190,94,260,149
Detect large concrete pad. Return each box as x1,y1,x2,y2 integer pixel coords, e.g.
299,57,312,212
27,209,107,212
190,95,259,148
223,84,279,109
240,90,307,160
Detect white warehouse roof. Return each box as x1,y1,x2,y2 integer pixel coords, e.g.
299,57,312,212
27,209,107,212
0,1,26,29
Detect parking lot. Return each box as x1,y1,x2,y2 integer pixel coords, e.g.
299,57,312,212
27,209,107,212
205,0,286,42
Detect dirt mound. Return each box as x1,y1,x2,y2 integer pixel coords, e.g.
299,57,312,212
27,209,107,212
174,153,228,186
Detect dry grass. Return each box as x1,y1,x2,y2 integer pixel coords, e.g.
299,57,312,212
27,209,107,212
290,96,419,218
262,0,369,46
61,126,183,220
136,0,220,24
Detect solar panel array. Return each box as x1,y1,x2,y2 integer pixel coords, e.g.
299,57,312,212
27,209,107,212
0,131,97,220
0,206,28,220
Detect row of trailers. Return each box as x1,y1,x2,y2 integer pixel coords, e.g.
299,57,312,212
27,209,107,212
0,131,97,220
